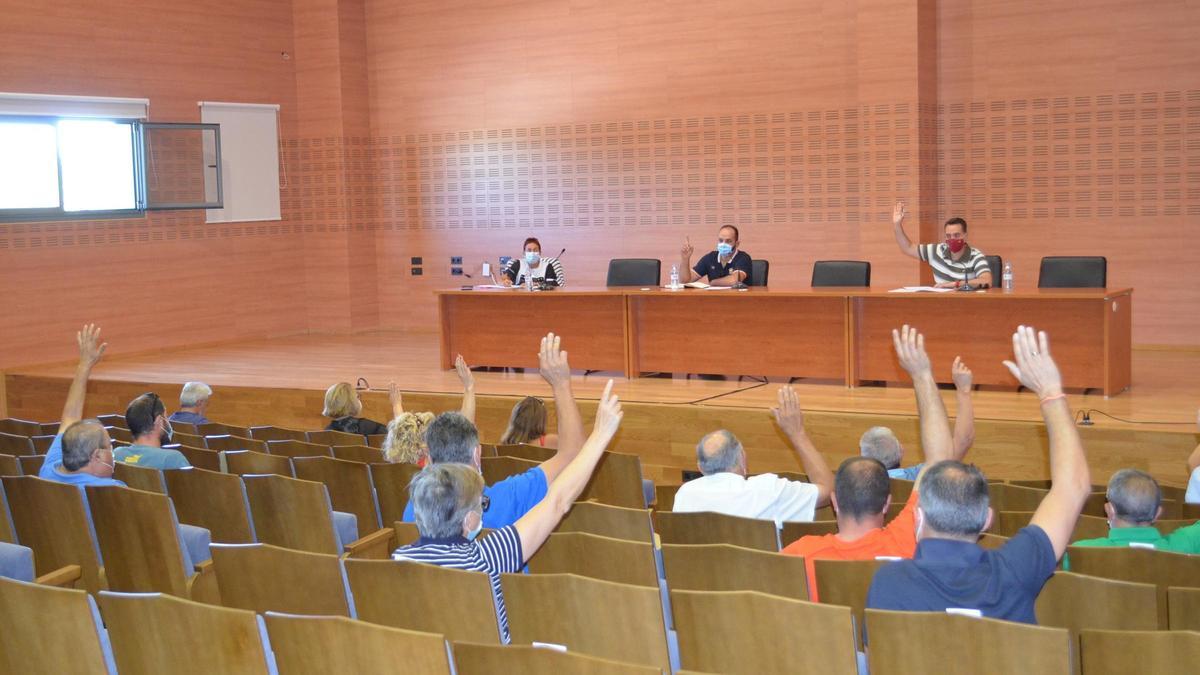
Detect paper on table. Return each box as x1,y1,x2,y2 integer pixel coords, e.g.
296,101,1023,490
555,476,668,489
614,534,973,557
473,284,519,289
684,281,710,289
703,285,734,290
889,286,955,293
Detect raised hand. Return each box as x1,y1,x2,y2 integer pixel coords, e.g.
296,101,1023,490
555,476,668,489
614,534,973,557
952,356,973,392
893,201,907,226
538,332,571,387
892,324,932,378
680,236,694,259
454,354,475,391
591,379,623,441
770,385,806,438
77,324,107,369
388,381,403,415
1002,325,1064,399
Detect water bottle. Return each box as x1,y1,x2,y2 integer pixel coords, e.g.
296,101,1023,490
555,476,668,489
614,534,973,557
1002,262,1014,292
669,264,680,289
525,273,533,292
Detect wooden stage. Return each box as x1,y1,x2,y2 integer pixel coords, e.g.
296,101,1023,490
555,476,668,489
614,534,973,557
4,330,1199,485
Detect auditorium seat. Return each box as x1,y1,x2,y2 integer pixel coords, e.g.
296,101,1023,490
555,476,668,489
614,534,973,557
579,451,649,509
198,421,252,438
501,572,672,670
866,609,1071,674
371,461,421,527
365,433,386,448
0,541,81,586
0,433,35,456
168,420,199,435
113,462,166,494
293,456,384,534
811,260,871,287
654,484,679,511
267,438,333,458
1079,629,1200,675
989,483,1047,512
814,558,884,648
163,468,256,544
749,259,770,287
527,532,658,588
242,473,393,559
495,443,555,462
1039,256,1107,288
248,425,308,442
3,476,105,593
100,590,270,674
662,543,809,601
171,431,205,447
654,511,779,552
780,519,840,545
29,435,55,453
482,455,539,485
1167,587,1200,631
1067,546,1200,628
265,612,452,674
392,520,419,547
0,577,114,673
174,444,221,472
0,481,15,544
332,444,386,463
204,434,268,454
0,454,20,478
344,559,503,643
606,258,661,287
1071,514,1112,541
993,510,1035,538
224,449,294,477
555,501,655,544
452,642,661,675
307,429,365,446
1184,503,1200,520
890,478,915,502
16,455,44,475
1036,571,1159,667
672,590,856,674
96,413,126,429
978,532,1010,549
210,543,352,616
0,418,44,437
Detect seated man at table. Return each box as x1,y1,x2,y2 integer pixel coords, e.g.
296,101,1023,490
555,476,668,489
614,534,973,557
672,386,833,526
1069,469,1200,556
891,201,993,289
678,225,753,287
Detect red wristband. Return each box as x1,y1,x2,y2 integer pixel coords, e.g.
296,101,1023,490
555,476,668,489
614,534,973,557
1039,393,1067,406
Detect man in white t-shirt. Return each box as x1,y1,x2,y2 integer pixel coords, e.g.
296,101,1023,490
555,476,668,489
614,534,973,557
673,386,834,526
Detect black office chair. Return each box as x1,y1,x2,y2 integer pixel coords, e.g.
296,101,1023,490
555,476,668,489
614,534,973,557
1038,256,1107,288
811,260,871,287
606,259,661,287
985,255,1003,287
749,260,769,287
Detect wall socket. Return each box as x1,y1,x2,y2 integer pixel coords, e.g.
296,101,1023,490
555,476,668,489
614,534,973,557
450,267,463,275
450,256,463,265
411,256,422,265
411,267,423,276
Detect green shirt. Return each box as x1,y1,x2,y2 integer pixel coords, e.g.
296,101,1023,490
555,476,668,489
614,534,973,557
1065,523,1200,569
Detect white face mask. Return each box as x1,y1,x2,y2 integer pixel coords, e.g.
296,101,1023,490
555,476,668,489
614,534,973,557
466,511,484,541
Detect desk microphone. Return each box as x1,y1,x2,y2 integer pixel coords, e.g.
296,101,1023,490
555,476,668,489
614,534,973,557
557,247,567,258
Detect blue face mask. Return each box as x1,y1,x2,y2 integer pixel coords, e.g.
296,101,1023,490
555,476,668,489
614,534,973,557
525,251,540,265
466,514,484,541
716,242,734,256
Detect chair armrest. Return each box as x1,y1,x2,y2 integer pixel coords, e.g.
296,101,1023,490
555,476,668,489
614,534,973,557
343,527,395,560
36,564,82,588
186,559,220,604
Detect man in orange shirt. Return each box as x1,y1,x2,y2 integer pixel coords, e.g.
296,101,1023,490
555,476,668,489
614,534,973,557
783,325,966,600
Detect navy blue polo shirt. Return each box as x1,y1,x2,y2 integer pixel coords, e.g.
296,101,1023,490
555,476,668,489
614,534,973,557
866,525,1057,624
693,250,752,284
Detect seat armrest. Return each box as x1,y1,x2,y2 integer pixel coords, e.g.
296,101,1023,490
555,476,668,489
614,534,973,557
343,527,395,560
36,564,83,588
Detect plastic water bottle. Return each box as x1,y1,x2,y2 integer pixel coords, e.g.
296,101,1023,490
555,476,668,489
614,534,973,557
525,273,533,292
1002,262,1014,292
669,264,680,289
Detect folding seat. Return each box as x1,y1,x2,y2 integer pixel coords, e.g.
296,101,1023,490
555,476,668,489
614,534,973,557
331,444,385,464
267,438,333,458
662,543,809,601
814,558,886,647
654,510,779,552
0,576,114,673
242,473,392,558
452,642,661,675
248,425,308,442
224,449,294,477
371,461,421,527
112,461,166,493
205,434,268,454
1079,629,1200,675
3,475,106,593
867,609,1071,674
1167,587,1200,631
1066,545,1200,628
556,501,654,544
164,467,256,544
265,612,452,674
306,429,364,447
292,455,383,534
197,421,252,438
482,455,538,485
527,531,658,588
578,451,648,509
210,542,352,616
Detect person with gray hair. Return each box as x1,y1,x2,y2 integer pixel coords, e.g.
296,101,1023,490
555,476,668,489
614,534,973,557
169,381,213,425
393,380,624,643
859,356,977,480
672,385,834,527
1069,468,1200,555
868,325,1093,624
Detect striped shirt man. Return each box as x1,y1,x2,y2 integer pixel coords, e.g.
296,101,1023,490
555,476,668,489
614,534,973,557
503,256,566,287
392,525,524,643
918,243,990,286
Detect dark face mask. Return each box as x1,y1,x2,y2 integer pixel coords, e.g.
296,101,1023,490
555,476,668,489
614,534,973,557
946,238,966,253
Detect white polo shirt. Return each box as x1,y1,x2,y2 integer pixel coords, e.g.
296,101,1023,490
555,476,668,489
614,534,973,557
671,472,820,527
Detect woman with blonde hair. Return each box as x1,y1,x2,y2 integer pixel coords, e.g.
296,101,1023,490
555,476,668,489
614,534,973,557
322,381,391,436
499,396,559,448
382,354,477,464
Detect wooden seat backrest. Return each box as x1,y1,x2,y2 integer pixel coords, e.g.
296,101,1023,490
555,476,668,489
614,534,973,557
210,543,350,616
662,543,809,601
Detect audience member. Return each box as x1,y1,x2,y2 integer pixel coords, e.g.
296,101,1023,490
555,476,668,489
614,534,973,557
859,356,975,480
499,397,557,448
383,355,475,465
39,324,127,488
867,326,1091,624
394,380,623,643
322,381,394,436
113,393,190,469
1186,419,1200,504
785,326,965,600
1068,469,1200,557
672,386,834,526
168,381,213,425
401,333,585,528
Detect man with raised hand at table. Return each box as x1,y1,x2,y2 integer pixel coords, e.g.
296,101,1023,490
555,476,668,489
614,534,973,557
892,201,993,289
678,225,753,287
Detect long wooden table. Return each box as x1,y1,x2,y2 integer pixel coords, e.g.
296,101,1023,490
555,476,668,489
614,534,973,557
437,287,1133,395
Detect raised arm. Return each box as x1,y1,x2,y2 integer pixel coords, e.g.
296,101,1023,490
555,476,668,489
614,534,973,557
771,385,834,508
951,357,976,460
388,382,404,420
892,201,920,260
514,380,623,561
1006,326,1090,560
892,326,954,483
678,236,697,284
532,333,585,483
60,324,107,429
455,355,476,424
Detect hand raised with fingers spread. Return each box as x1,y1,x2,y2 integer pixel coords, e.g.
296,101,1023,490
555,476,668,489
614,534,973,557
952,356,973,393
1002,325,1064,399
77,323,107,369
538,332,571,387
770,385,806,438
591,379,623,442
388,381,403,413
892,324,932,378
893,201,907,226
455,354,475,391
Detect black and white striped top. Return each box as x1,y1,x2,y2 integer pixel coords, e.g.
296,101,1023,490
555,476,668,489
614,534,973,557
503,257,565,287
918,243,990,285
392,525,524,643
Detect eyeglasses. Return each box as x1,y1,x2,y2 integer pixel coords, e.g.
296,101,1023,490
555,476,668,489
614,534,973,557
481,494,491,513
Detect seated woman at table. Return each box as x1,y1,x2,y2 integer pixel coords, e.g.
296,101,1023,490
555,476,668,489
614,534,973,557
499,396,558,449
501,237,565,287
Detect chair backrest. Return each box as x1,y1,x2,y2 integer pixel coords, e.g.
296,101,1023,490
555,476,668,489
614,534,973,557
1071,513,1111,541
343,558,502,643
265,612,451,674
392,520,420,546
2,476,104,593
86,485,190,596
662,543,809,600
113,462,166,494
1184,503,1200,520
248,425,308,442
1168,586,1200,631
811,260,870,287
267,439,334,459
978,532,1010,550
243,474,341,555
224,450,294,477
176,445,221,472
749,259,769,286
371,461,422,527
501,572,671,670
555,501,655,544
0,576,111,673
164,467,256,544
813,558,885,644
99,590,269,674
1066,545,1200,628
527,532,657,587
210,543,351,616
989,482,1047,512
495,443,555,462
1036,571,1159,663
96,413,126,429
0,482,14,544
780,519,839,546
452,641,661,675
1039,256,1108,288
307,429,364,446
1079,629,1200,675
0,418,43,436
0,433,35,456
16,455,45,475
293,456,382,532
672,589,857,674
993,510,1034,538
481,455,539,485
171,431,205,447
866,608,1071,674
332,445,386,463
654,510,779,551
0,453,21,478
197,422,252,438
27,435,52,454
365,434,386,448
205,434,268,454
985,254,1003,285
654,484,678,511
606,258,661,286
169,419,199,435
579,451,647,509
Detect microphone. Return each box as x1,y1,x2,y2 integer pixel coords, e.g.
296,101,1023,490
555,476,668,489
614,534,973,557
557,247,566,258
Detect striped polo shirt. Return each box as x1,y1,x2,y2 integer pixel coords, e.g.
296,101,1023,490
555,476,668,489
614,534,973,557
918,243,990,285
392,525,524,643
